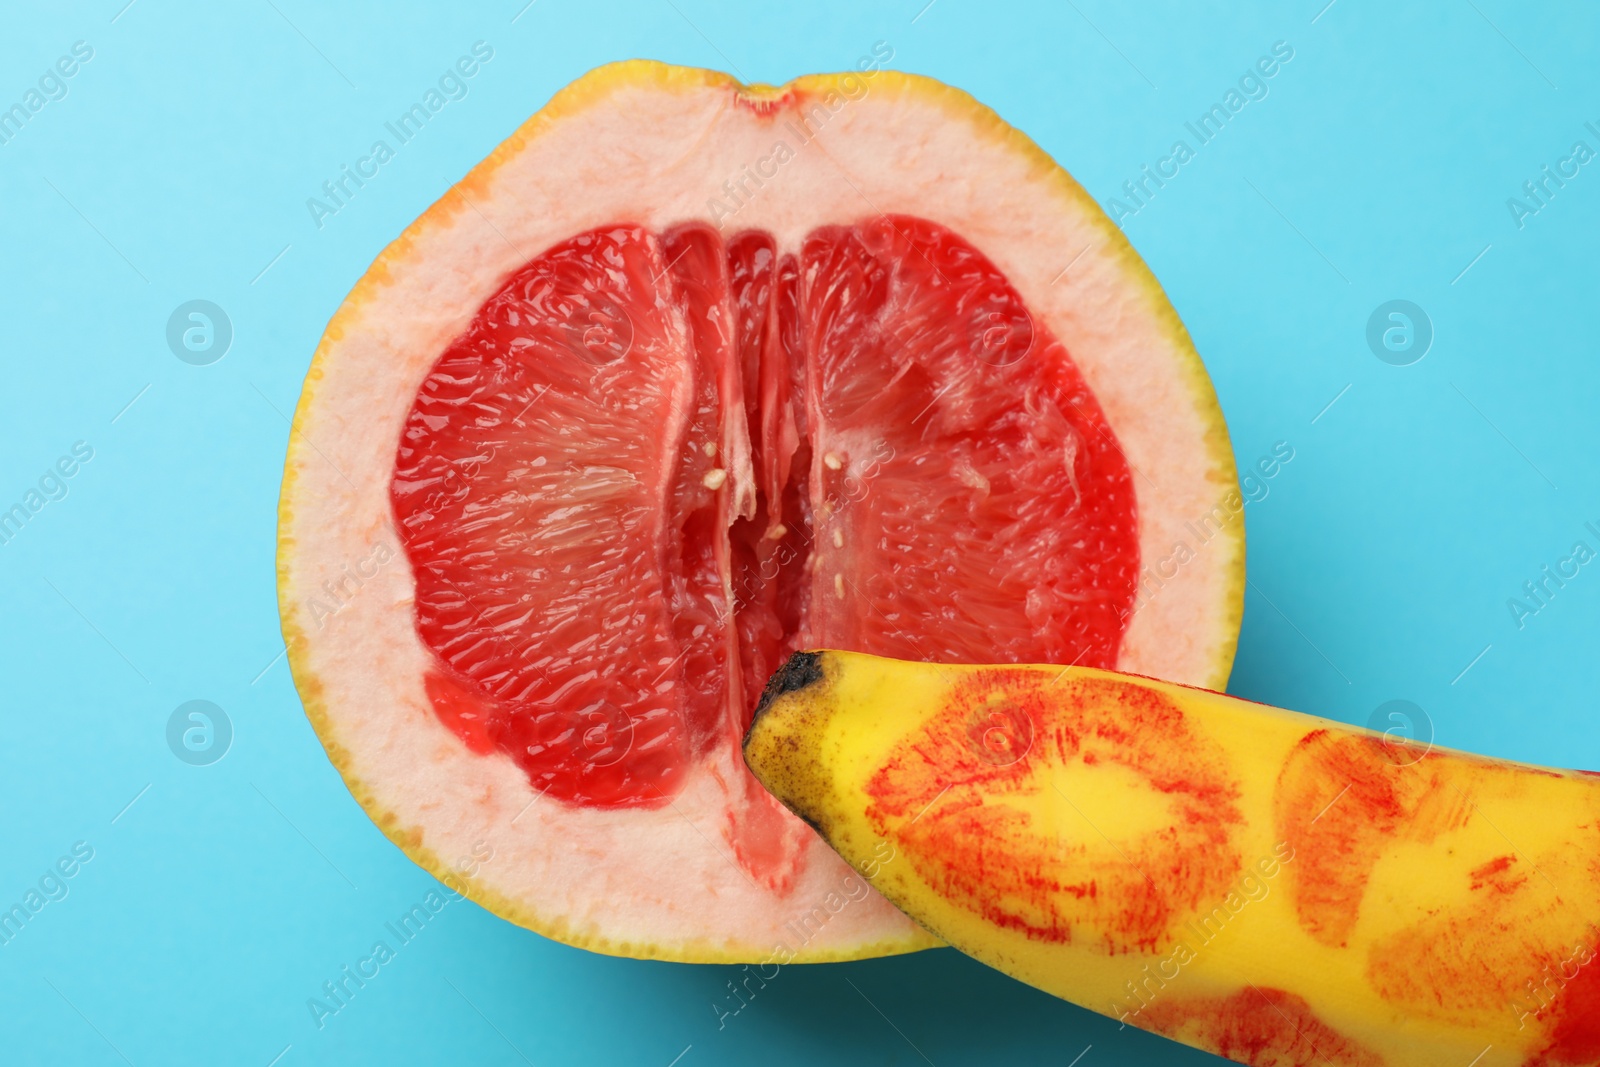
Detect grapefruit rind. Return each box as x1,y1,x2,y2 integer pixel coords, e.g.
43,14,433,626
277,60,1242,962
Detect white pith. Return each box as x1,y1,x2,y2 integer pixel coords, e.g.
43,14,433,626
278,65,1242,961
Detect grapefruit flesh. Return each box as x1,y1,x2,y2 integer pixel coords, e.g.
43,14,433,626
391,215,1137,825
277,62,1243,962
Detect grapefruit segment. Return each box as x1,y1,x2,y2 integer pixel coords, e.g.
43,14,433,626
798,215,1139,667
278,61,1243,962
391,224,707,808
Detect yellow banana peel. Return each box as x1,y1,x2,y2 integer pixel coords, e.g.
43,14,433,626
743,650,1600,1067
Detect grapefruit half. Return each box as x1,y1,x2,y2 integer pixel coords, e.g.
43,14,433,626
277,61,1244,963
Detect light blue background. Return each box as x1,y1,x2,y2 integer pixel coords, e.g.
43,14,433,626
2,2,1597,1064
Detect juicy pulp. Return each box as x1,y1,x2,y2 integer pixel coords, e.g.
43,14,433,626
390,216,1139,851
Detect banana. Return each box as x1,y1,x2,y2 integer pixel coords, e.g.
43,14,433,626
742,650,1600,1067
